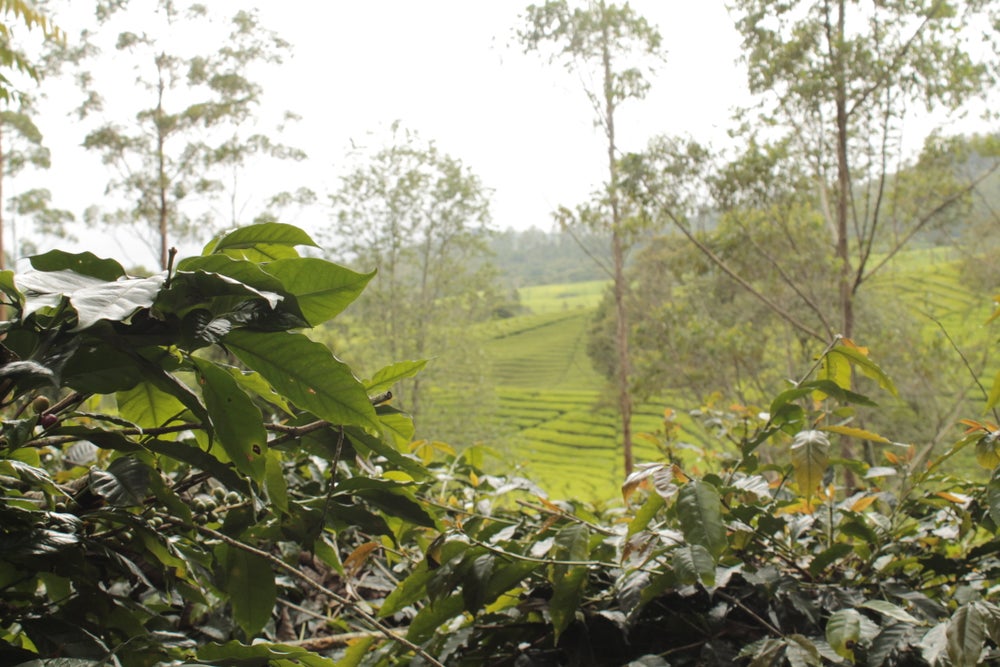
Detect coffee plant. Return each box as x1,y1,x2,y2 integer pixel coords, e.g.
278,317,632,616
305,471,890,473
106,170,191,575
2,223,1000,666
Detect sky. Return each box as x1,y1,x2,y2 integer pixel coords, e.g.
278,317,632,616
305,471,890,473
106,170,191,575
24,1,750,267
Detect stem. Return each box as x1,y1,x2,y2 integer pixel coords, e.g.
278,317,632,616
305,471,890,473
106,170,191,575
192,524,447,667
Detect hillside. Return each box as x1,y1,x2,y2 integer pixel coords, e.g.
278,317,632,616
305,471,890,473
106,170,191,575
469,245,998,502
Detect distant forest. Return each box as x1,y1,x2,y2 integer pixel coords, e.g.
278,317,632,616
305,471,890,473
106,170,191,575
488,226,607,286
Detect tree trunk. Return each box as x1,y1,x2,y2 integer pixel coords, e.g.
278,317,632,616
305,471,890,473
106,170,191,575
601,5,634,477
833,0,853,340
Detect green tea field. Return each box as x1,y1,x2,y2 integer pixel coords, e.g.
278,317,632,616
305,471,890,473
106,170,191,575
473,250,996,502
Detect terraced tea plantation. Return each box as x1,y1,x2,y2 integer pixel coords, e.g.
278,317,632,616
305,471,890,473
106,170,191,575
480,292,684,500
474,249,996,502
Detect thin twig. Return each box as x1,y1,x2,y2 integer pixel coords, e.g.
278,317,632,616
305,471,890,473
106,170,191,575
516,499,616,536
192,524,446,667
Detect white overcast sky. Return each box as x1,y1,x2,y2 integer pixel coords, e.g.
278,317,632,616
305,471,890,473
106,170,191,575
31,2,749,265
260,1,749,230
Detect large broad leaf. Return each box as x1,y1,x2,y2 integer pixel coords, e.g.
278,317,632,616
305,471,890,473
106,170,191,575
204,222,317,262
215,544,276,638
168,270,283,309
673,544,716,587
827,345,899,397
676,481,727,558
826,608,862,661
175,254,287,294
88,456,151,507
947,603,986,667
66,274,165,331
365,359,428,395
263,258,374,326
791,430,830,498
117,380,188,431
63,341,143,394
193,358,267,482
29,250,125,281
16,269,103,317
407,593,465,643
223,330,378,432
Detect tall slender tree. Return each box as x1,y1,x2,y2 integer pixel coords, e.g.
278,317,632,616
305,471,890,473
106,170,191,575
727,0,1000,339
76,1,304,269
519,0,664,476
328,124,496,429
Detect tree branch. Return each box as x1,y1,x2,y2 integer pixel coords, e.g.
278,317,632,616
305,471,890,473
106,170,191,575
193,524,447,667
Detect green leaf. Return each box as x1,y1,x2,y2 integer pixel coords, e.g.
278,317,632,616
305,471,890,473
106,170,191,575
197,640,336,666
63,341,143,394
676,481,726,557
827,346,899,397
791,430,830,497
975,433,1000,469
364,359,429,395
205,222,317,260
627,489,666,537
673,544,716,587
223,329,378,432
947,603,986,667
809,543,852,577
336,478,436,528
15,270,166,331
263,258,374,326
215,544,276,638
826,608,862,661
376,405,416,448
861,599,922,625
986,369,1000,412
406,593,464,643
116,380,187,430
333,636,376,667
264,451,289,514
224,364,294,415
29,249,125,281
345,426,428,479
380,561,433,618
786,634,823,667
549,523,589,640
175,254,287,294
193,358,267,481
461,553,495,612
87,456,150,507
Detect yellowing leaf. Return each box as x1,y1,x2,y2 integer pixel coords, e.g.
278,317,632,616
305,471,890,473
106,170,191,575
850,496,876,512
344,542,381,579
820,424,890,444
791,430,831,499
936,491,971,504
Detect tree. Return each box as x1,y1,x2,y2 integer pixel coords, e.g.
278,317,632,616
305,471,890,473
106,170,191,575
0,0,61,104
0,2,64,272
519,0,664,477
328,124,496,431
76,1,305,270
0,103,75,265
725,0,1000,340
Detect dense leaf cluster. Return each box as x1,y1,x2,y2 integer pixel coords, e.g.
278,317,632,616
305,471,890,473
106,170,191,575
2,224,1000,666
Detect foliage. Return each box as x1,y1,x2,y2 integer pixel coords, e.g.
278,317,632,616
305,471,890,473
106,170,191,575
0,0,61,103
519,0,666,477
326,122,498,440
724,0,1000,340
3,224,1000,665
74,0,306,269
